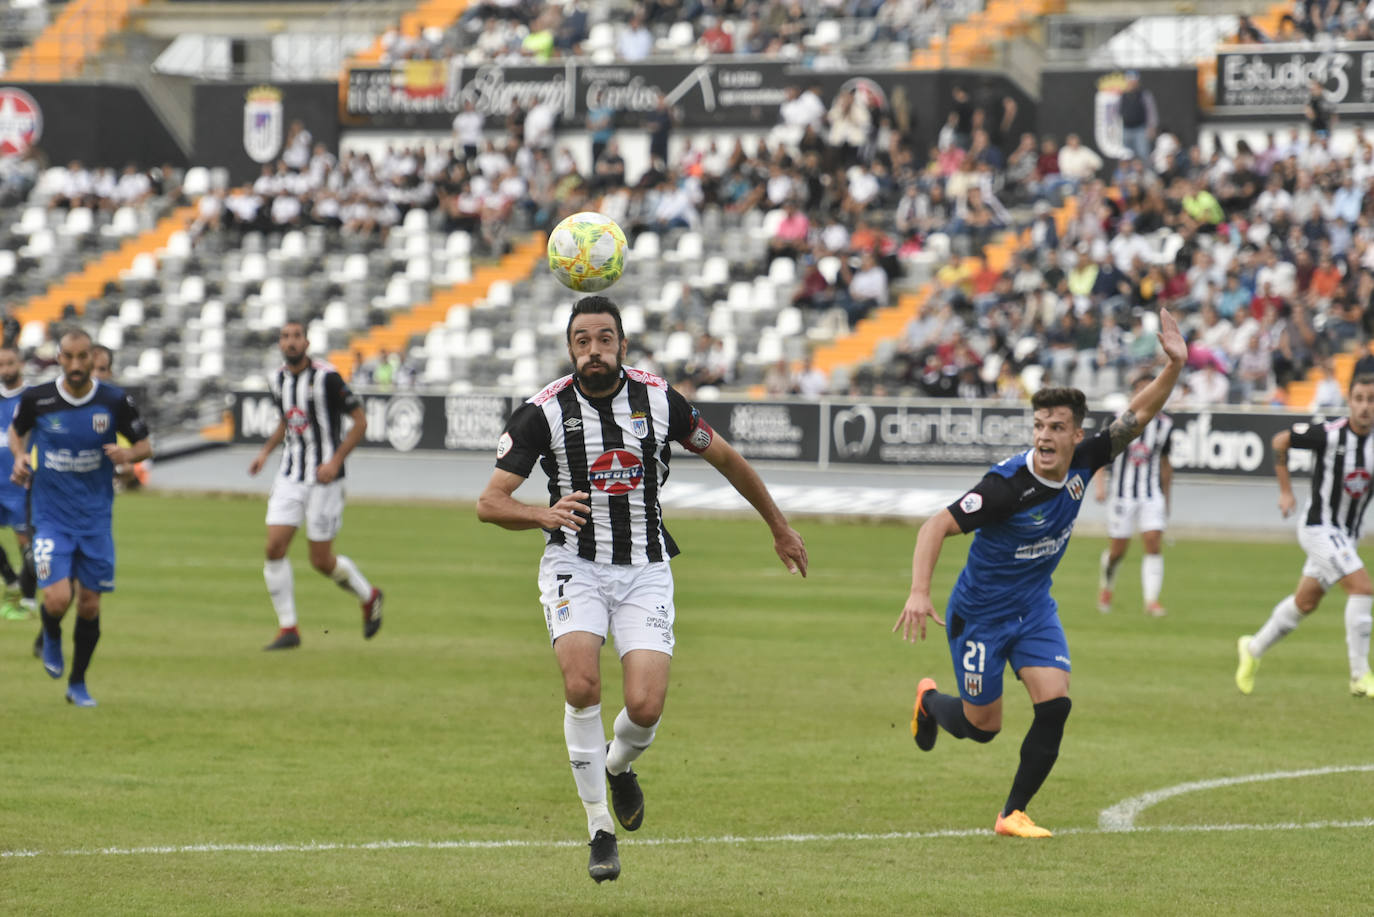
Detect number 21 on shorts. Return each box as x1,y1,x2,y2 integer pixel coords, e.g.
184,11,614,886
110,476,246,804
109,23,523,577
962,640,986,698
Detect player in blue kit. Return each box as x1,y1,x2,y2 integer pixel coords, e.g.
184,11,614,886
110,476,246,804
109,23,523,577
9,329,151,707
0,345,37,621
893,308,1185,838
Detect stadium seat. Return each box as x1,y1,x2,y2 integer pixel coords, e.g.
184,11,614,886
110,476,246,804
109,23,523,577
403,207,429,235
708,304,734,336
239,252,268,283
15,205,45,236
775,306,804,337
768,257,797,285
700,256,730,287
632,232,661,259
119,299,145,327
200,300,225,328
279,231,307,262
200,351,224,377
487,280,513,309
21,229,54,259
61,207,94,237
104,206,140,239
621,303,646,335
446,231,472,258
182,167,210,197
260,277,286,306
0,250,15,279
98,319,124,351
817,256,841,285
659,330,693,364
674,232,704,263
466,327,494,357
323,300,351,331
137,347,165,377
384,274,411,309
445,304,471,330
18,321,45,350
125,253,158,282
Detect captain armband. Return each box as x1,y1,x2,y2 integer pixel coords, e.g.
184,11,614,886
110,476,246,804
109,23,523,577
682,411,715,454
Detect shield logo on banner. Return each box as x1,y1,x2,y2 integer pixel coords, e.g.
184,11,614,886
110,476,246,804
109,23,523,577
244,85,284,164
0,88,42,157
1093,72,1129,162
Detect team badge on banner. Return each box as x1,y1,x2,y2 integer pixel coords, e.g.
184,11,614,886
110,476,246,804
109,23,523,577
244,85,284,164
1092,72,1129,162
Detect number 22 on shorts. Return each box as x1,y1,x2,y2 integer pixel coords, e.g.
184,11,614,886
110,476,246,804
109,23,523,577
32,537,54,582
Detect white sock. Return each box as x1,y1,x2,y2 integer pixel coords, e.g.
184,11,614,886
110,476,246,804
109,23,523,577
329,554,373,601
1250,595,1303,658
264,558,297,628
1343,595,1372,680
1142,554,1164,605
1099,550,1119,591
606,707,659,776
564,703,612,838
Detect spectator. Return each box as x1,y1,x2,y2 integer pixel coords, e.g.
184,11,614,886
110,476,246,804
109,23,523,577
617,14,653,60
1119,72,1158,166
1057,134,1104,184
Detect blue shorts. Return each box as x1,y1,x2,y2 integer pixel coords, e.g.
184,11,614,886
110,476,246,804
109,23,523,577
0,494,29,533
945,601,1071,705
32,528,116,592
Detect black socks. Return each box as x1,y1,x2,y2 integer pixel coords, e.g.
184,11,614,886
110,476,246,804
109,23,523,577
70,616,100,685
924,690,999,743
1002,697,1072,816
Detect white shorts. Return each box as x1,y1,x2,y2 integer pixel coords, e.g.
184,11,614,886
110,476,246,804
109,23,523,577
537,549,675,657
1298,525,1365,590
265,478,345,542
1105,496,1168,539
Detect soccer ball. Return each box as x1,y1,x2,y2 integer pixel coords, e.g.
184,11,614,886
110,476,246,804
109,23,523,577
547,212,627,292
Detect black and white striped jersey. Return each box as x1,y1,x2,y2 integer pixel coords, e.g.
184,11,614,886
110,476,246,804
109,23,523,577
495,366,716,565
269,360,361,484
1291,418,1374,538
1107,414,1173,501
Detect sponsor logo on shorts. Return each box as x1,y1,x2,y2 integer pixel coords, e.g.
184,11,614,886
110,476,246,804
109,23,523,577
643,615,671,630
630,412,649,439
589,449,643,494
1066,474,1085,501
964,672,982,697
496,432,513,459
959,492,982,514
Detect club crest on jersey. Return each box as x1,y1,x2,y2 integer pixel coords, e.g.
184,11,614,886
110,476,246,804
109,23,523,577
1066,474,1085,501
92,413,109,433
285,406,309,434
964,672,982,697
1128,441,1151,466
630,411,649,438
589,449,644,495
1345,468,1371,497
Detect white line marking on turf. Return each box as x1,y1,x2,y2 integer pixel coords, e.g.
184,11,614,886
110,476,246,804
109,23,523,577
4,818,1374,859
1099,764,1374,831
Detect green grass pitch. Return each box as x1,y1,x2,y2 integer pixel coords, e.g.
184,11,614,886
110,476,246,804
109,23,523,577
1,492,1371,915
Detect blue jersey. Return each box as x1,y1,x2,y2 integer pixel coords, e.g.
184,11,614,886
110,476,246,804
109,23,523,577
0,383,27,509
11,379,149,535
946,430,1113,621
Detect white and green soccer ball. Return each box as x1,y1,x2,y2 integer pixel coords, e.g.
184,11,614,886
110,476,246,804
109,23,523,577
547,211,627,293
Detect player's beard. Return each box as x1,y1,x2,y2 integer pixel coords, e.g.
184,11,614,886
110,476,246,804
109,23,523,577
64,368,88,389
282,348,308,370
0,373,19,390
575,356,620,396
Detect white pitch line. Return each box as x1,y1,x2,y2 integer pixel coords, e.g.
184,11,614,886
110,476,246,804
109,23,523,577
1098,764,1374,831
4,818,1373,860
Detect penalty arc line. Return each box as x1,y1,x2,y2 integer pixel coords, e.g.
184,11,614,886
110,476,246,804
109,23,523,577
4,818,1374,859
1098,763,1374,831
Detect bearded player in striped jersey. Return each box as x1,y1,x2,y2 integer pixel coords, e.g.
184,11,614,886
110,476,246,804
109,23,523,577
478,296,808,883
1236,374,1374,698
248,321,383,650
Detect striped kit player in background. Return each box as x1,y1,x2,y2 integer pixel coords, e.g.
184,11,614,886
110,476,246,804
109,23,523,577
1237,374,1374,698
1094,373,1174,617
478,296,808,884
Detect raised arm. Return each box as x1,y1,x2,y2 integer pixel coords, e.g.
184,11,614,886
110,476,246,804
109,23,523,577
893,509,962,641
1273,429,1297,517
698,434,807,576
1108,308,1187,458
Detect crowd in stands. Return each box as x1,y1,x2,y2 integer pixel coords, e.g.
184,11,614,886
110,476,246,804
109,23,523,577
1229,1,1374,44
377,0,970,67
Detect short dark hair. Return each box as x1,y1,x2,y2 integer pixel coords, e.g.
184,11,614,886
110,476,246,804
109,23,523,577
566,296,624,343
1031,387,1088,427
281,319,306,333
1351,373,1374,394
58,327,92,347
93,343,114,363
